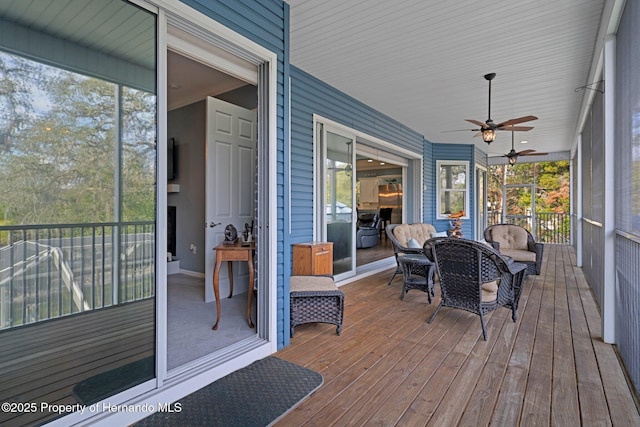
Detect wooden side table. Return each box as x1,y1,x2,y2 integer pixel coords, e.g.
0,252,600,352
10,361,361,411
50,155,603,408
211,241,255,330
292,242,333,275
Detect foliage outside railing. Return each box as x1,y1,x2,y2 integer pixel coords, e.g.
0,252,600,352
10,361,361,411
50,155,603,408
488,211,570,244
0,222,155,330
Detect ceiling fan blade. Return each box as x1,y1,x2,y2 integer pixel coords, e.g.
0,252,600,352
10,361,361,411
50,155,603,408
465,119,487,128
497,125,534,132
440,128,480,133
520,151,549,156
517,149,537,155
497,115,538,127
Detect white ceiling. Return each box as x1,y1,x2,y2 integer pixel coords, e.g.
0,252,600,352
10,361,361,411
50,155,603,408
167,50,248,111
2,0,616,160
287,0,614,159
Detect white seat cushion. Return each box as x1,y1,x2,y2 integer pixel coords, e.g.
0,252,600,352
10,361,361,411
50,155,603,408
500,248,537,263
481,280,499,302
290,275,337,292
393,223,437,248
490,225,529,250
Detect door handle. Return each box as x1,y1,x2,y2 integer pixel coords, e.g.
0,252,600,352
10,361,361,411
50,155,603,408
208,221,222,228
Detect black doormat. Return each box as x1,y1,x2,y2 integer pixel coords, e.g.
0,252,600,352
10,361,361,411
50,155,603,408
135,356,323,427
72,356,155,405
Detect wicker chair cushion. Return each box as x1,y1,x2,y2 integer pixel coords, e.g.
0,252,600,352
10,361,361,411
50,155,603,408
393,223,437,248
489,224,529,250
290,275,337,292
481,280,499,302
499,248,537,263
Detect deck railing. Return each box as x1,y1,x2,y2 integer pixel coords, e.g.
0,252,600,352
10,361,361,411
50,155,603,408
0,222,155,330
488,211,570,244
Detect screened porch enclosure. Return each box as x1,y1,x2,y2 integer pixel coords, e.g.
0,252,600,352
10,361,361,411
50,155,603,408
487,161,571,244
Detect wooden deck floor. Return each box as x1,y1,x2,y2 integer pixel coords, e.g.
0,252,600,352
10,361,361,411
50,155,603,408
275,245,640,426
0,299,154,426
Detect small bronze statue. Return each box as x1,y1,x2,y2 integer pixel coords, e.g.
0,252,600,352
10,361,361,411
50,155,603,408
223,224,238,244
241,220,254,245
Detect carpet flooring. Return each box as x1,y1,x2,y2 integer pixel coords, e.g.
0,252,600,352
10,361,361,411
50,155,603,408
168,274,256,369
135,356,323,427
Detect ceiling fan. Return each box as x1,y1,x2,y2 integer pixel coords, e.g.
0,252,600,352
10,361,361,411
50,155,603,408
497,131,549,165
444,73,538,143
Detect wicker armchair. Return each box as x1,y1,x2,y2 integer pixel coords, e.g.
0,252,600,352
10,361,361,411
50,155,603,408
484,224,544,275
385,223,437,285
424,237,528,341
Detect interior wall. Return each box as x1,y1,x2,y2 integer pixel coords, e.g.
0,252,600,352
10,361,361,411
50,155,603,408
168,100,206,273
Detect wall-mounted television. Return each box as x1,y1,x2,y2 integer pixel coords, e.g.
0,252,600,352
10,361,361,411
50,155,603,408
168,138,177,180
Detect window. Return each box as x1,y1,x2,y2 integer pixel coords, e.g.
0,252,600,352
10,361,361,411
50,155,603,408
437,161,469,218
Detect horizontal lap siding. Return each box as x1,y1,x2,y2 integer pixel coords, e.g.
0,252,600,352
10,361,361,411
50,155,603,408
474,146,488,238
288,66,424,348
423,139,434,222
180,0,288,346
475,146,488,169
290,65,424,244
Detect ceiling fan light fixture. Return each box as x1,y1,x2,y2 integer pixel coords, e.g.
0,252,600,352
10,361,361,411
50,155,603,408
482,128,496,143
508,155,517,165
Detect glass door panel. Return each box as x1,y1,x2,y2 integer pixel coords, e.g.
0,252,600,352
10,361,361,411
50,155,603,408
324,128,355,279
476,167,487,240
504,184,535,235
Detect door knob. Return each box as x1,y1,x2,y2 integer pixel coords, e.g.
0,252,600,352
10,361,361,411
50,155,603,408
209,221,221,228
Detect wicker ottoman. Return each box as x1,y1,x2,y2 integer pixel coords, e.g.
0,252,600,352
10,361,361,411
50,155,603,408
290,275,344,337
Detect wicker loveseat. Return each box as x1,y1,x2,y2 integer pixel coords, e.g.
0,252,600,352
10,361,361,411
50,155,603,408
386,223,440,285
484,224,544,275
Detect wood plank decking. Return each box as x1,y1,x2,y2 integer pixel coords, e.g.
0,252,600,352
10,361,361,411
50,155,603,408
0,299,154,427
275,245,640,426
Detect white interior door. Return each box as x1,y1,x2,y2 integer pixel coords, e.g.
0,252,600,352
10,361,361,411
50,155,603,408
204,96,257,303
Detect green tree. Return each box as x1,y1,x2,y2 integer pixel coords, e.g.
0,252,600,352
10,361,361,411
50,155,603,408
0,51,156,226
535,161,570,212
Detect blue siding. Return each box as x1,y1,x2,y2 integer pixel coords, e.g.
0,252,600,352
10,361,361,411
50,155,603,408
289,65,424,243
430,143,476,237
473,146,489,238
288,65,424,345
289,66,424,240
475,146,488,169
423,138,435,223
179,0,288,348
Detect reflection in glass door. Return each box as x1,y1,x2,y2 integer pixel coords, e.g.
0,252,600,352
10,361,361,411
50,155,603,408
323,127,356,280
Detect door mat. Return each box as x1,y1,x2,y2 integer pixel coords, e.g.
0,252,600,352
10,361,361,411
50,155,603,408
72,356,155,405
135,356,323,427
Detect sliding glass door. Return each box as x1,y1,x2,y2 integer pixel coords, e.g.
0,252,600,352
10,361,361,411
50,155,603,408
0,1,157,425
321,125,356,280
